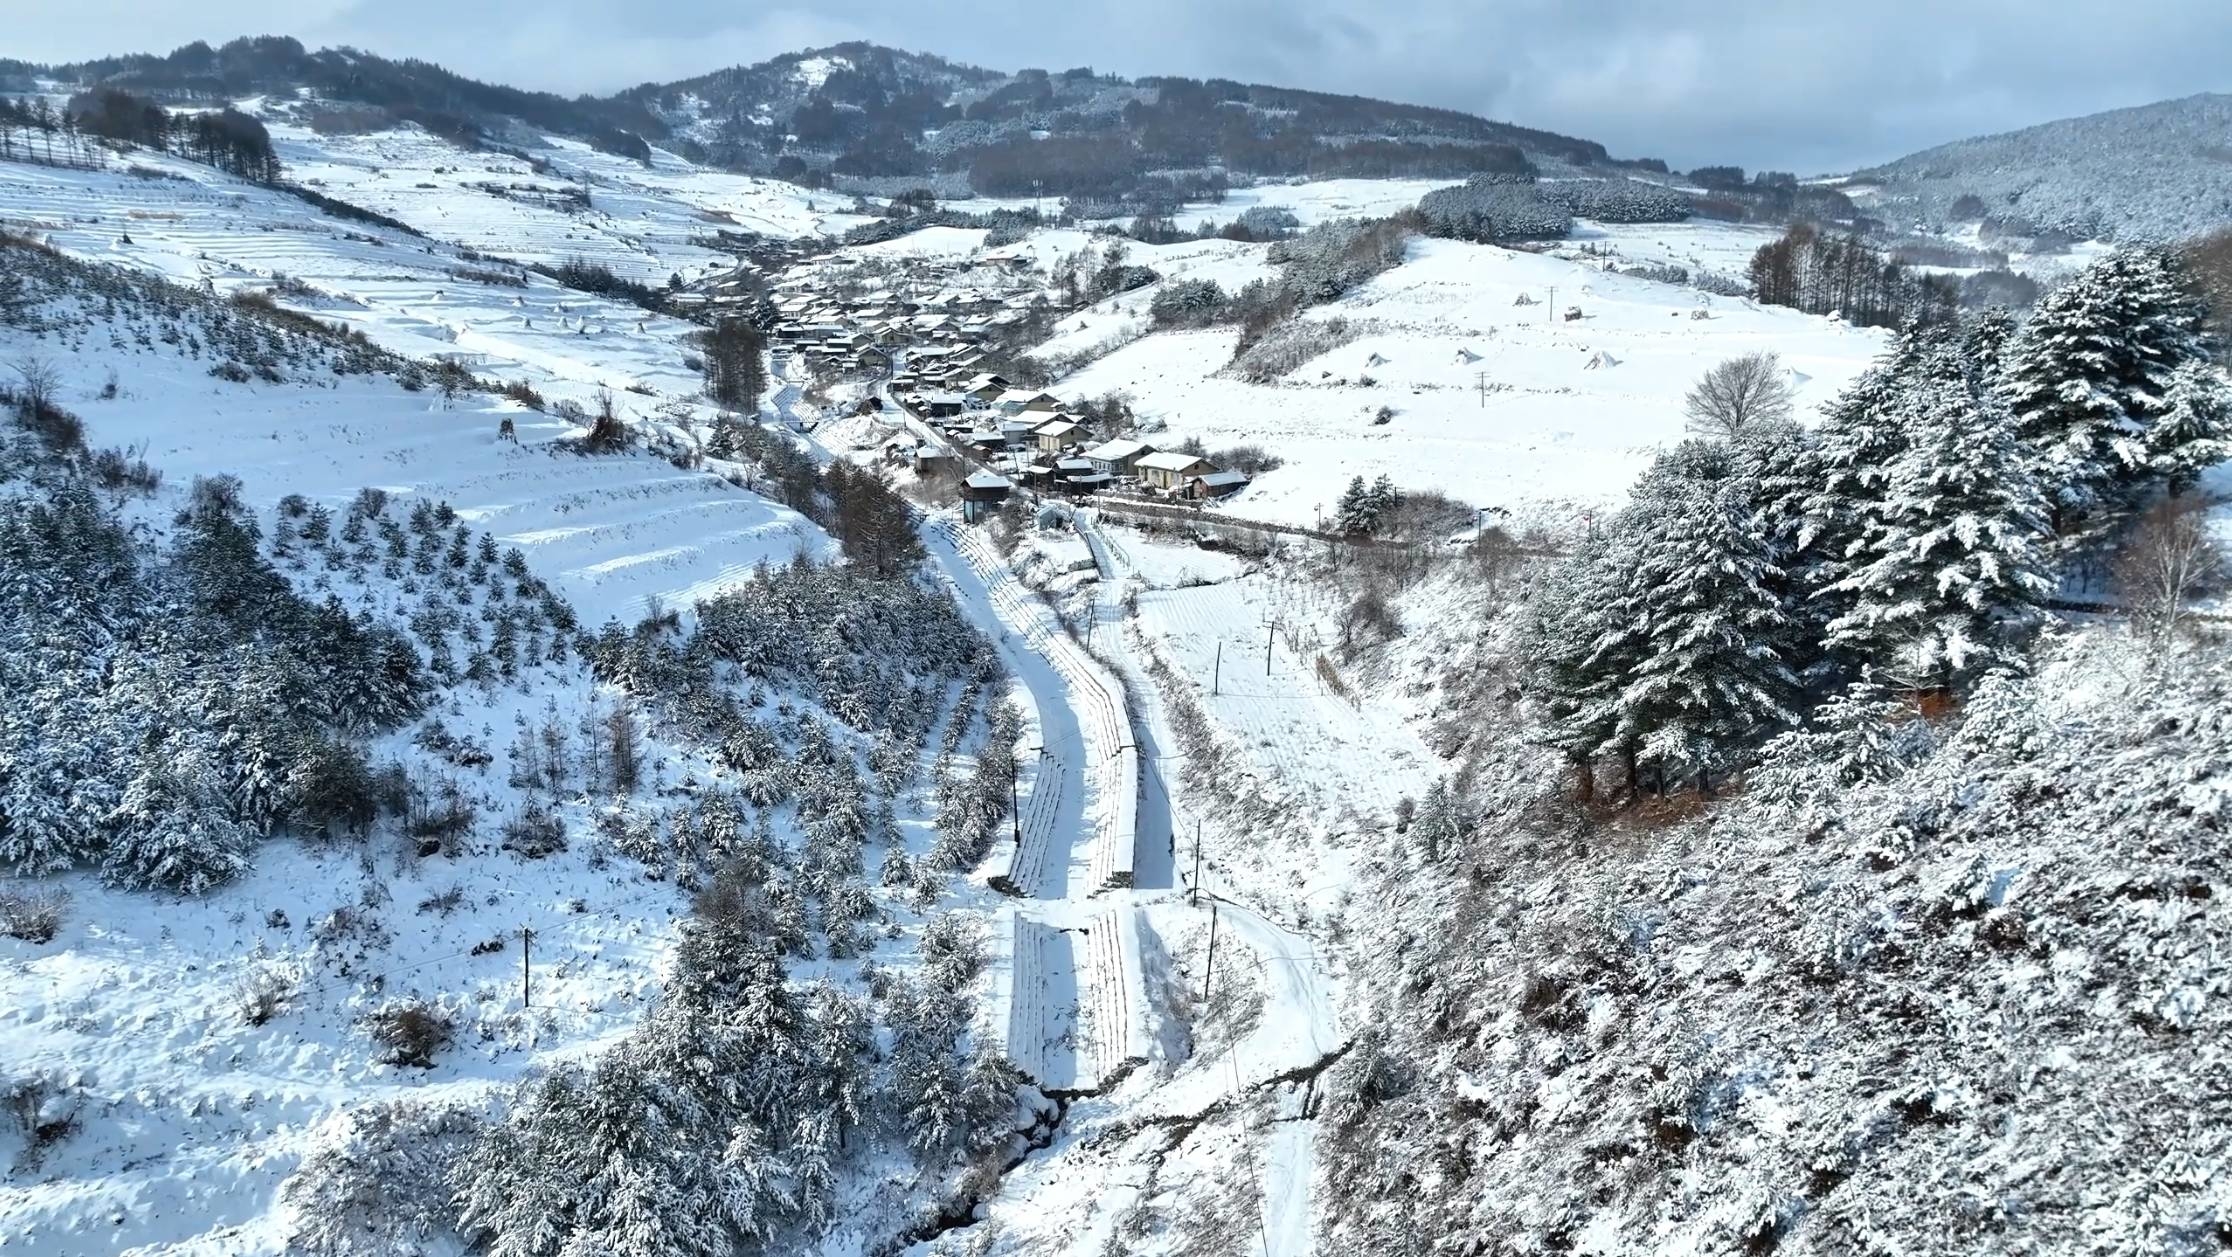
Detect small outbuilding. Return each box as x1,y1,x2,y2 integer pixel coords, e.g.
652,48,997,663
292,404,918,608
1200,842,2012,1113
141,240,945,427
1186,469,1250,500
961,470,1013,522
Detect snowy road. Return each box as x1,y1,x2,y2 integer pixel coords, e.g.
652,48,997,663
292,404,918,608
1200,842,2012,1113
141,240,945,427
807,366,1344,1248
1076,509,1344,1254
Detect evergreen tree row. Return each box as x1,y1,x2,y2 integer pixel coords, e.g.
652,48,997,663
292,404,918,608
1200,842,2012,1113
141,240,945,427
1522,246,2228,798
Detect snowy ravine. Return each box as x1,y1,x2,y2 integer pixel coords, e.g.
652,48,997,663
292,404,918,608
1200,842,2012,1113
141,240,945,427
795,382,1349,1253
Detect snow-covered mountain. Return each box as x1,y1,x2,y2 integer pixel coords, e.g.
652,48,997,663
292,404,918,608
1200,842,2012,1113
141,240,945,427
11,35,1637,202
1845,92,2232,241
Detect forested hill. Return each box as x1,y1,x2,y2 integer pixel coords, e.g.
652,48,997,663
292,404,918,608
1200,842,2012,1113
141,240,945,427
617,41,1626,197
7,36,1638,201
1846,92,2232,242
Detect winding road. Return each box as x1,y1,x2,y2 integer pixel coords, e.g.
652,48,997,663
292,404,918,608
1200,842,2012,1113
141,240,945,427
793,354,1342,1253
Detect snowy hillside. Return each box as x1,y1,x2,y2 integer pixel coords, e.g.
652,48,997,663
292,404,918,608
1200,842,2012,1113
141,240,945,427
1847,92,2232,241
0,167,1031,1253
4,42,2231,1257
1030,224,1883,529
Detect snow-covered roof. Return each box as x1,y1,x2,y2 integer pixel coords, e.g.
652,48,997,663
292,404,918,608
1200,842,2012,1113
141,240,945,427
964,471,1012,490
1031,419,1082,436
1084,438,1154,462
1190,470,1250,487
1137,450,1211,473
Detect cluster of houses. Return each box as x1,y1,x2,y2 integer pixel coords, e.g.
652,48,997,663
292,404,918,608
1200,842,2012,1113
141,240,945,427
887,370,1249,507
696,246,1253,522
749,256,1042,380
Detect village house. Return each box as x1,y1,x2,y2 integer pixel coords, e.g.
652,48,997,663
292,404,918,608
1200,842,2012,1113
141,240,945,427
999,389,1064,415
1031,417,1084,455
1135,450,1214,493
961,375,1010,406
1081,437,1155,477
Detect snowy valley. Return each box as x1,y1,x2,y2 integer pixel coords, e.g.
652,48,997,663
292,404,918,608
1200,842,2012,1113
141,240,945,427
1,35,2231,1257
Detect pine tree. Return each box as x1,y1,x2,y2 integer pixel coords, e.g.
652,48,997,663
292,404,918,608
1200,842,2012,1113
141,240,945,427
1406,779,1467,865
1825,346,2053,689
103,736,251,894
2146,359,2232,493
1960,304,2018,390
1598,440,1804,789
1801,327,1942,655
1333,475,1374,536
1516,542,1636,801
2002,247,2213,532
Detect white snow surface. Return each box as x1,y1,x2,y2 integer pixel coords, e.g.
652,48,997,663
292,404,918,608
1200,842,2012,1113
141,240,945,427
1041,229,1887,529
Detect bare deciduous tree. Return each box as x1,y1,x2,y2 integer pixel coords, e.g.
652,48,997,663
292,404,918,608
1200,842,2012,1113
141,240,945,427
9,355,60,418
2113,496,2227,658
1684,351,1794,438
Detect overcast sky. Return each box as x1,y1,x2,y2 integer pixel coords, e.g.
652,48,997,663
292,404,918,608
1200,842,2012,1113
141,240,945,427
11,0,2229,172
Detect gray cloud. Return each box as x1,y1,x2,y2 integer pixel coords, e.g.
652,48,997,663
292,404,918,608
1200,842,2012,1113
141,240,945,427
11,0,2229,171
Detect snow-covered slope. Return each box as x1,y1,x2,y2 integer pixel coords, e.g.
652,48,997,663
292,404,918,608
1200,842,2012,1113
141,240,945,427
1847,92,2232,241
1041,226,1883,529
0,162,1018,1254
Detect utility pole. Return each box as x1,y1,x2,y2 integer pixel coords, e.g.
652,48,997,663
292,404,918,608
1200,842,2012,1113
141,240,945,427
520,927,533,1009
1547,285,1557,326
1264,621,1274,676
1202,901,1219,1002
1010,759,1021,844
1191,819,1203,907
1212,640,1222,696
1476,369,1488,408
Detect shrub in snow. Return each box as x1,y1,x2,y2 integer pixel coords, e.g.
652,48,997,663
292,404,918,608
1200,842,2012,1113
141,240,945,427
2,1071,82,1169
0,886,67,943
237,959,304,1026
1226,316,1372,384
499,804,566,859
1148,277,1230,328
363,999,455,1069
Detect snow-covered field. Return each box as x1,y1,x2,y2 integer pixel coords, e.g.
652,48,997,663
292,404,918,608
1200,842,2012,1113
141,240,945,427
271,119,871,283
1044,229,1885,528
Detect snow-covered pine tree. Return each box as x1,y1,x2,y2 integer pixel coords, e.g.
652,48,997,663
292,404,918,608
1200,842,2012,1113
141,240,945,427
1597,440,1804,791
1515,541,1635,801
1960,304,2019,391
1406,778,1469,865
1803,326,1943,633
1750,675,1935,806
2002,246,2213,532
102,733,252,893
2145,358,2232,493
1824,344,2054,689
1333,475,1375,536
